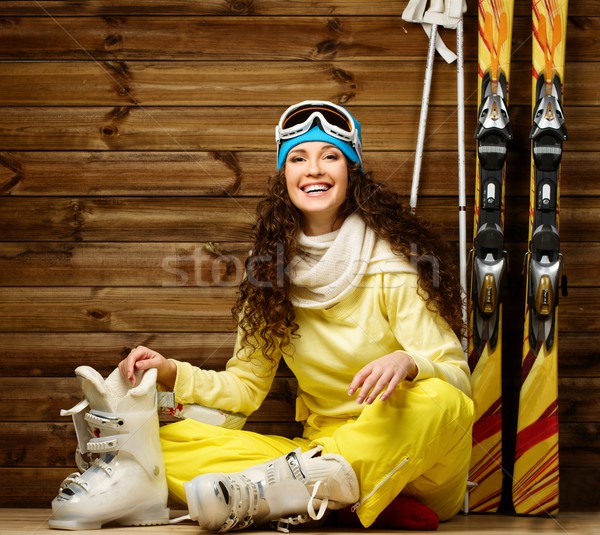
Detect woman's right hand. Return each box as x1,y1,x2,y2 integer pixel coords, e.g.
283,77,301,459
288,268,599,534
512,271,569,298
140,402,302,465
118,345,177,389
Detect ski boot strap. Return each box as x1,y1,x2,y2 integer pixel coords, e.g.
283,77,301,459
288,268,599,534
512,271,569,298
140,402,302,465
85,409,124,429
60,399,94,470
271,514,311,533
60,397,163,480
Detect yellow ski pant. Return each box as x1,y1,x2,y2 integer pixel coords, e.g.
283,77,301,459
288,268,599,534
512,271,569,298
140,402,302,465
160,377,474,527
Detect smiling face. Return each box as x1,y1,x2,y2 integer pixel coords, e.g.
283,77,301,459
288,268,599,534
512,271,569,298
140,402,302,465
284,141,349,236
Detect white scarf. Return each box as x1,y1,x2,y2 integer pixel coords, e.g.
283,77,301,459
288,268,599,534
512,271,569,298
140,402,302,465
290,214,416,309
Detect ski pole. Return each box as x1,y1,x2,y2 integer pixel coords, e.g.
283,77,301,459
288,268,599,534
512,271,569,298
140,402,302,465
410,22,438,214
402,0,463,214
456,16,468,353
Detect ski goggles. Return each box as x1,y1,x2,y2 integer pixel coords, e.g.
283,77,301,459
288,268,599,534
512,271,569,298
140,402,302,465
275,101,363,166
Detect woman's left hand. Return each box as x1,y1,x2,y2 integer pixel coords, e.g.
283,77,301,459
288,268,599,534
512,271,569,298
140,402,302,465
348,351,418,404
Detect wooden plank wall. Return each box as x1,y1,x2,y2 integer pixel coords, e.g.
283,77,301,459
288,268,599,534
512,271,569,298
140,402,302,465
0,0,598,511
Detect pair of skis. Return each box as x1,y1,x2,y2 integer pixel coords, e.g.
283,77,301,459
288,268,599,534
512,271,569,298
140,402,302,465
468,0,568,516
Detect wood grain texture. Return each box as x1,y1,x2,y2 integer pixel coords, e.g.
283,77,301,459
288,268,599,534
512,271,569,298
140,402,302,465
0,1,597,16
0,0,597,16
1,150,597,197
1,196,599,242
0,16,596,62
0,105,597,152
0,287,597,333
0,61,596,107
0,242,597,287
1,332,597,378
0,0,598,511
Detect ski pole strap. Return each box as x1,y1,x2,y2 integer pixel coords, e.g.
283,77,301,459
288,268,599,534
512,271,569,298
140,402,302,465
402,0,467,63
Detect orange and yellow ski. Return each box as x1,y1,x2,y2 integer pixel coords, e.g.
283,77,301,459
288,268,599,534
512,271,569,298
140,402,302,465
512,0,568,516
467,0,514,513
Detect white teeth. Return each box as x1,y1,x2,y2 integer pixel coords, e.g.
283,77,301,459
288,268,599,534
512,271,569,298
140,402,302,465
302,184,330,194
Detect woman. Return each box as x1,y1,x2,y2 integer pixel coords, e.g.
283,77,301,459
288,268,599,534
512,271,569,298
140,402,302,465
120,101,474,531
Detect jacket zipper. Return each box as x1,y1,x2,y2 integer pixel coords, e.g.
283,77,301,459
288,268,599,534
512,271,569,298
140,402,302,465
351,456,410,512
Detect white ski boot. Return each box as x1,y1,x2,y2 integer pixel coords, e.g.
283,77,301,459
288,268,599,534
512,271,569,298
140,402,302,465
49,366,169,530
184,446,359,532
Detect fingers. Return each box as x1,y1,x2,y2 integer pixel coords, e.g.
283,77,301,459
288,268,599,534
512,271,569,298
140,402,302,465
118,345,159,385
379,375,402,402
117,355,137,386
355,368,395,404
348,367,370,397
349,354,412,404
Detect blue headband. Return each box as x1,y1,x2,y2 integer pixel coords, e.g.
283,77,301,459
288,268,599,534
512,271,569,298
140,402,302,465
276,106,363,170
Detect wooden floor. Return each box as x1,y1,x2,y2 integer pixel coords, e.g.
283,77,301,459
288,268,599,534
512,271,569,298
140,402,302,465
2,509,599,535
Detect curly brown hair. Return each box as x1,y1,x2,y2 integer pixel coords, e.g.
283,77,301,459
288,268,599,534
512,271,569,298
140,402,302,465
232,163,464,367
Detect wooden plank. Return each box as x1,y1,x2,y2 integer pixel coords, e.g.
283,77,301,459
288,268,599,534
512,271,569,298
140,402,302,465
0,287,600,333
1,150,597,197
0,286,597,333
0,196,599,243
0,105,596,152
0,16,476,61
0,105,462,151
0,469,78,508
2,376,297,422
0,242,251,287
0,150,255,197
0,332,236,377
560,423,600,467
0,15,457,61
0,60,476,107
0,287,240,332
0,241,597,287
0,1,596,17
0,61,595,107
0,197,257,242
557,378,600,424
0,149,411,197
1,331,597,378
0,16,594,62
0,1,429,17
